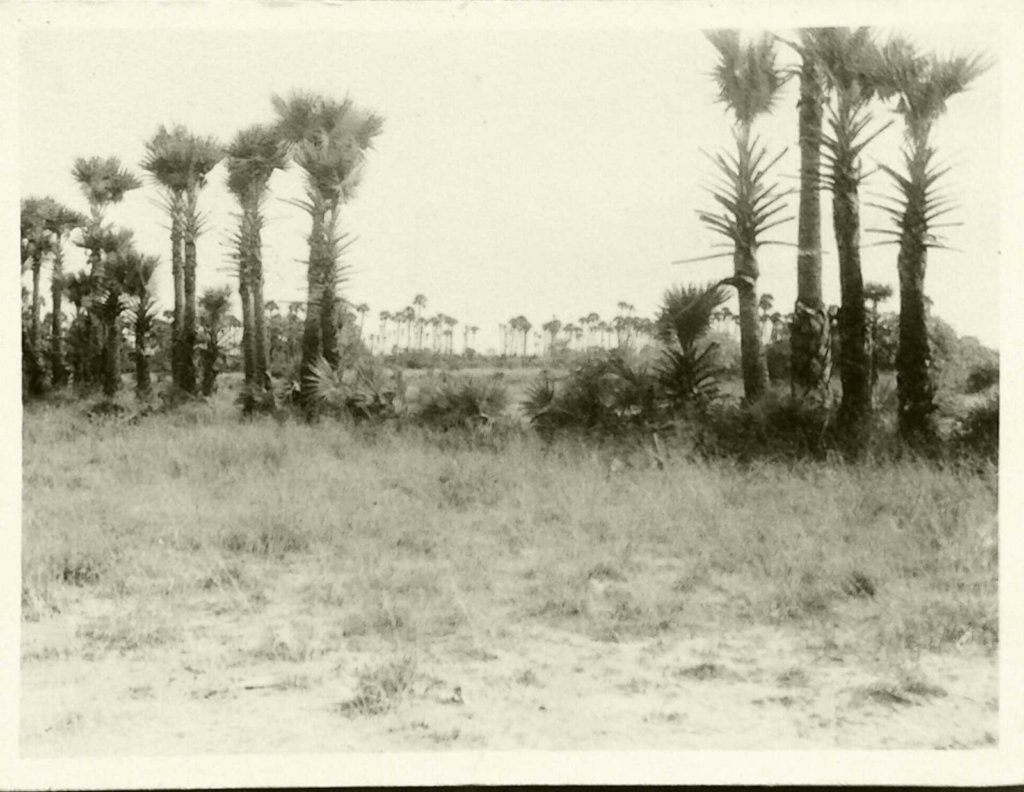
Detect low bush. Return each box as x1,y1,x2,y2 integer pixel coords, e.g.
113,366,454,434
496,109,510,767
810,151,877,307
950,391,999,464
414,375,508,431
694,395,840,463
966,361,999,394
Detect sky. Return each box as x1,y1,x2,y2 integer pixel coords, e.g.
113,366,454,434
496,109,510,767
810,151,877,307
17,16,1002,353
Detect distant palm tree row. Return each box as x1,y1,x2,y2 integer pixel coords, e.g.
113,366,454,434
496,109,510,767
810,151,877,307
682,28,987,447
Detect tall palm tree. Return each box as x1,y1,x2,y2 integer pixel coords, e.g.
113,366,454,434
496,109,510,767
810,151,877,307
224,124,288,389
272,91,383,404
141,125,223,394
71,157,142,386
781,29,832,399
874,39,989,445
122,251,161,398
46,202,88,388
20,198,56,395
808,28,891,434
680,30,790,400
21,198,89,390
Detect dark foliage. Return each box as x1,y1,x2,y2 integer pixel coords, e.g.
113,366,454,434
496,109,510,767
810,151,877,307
950,392,998,464
694,395,841,463
966,362,999,394
415,375,509,431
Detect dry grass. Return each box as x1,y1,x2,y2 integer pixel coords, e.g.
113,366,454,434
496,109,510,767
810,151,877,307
19,390,999,750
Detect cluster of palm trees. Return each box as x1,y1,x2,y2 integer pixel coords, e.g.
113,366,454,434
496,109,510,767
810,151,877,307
20,30,988,446
684,28,986,446
20,90,383,406
371,295,471,356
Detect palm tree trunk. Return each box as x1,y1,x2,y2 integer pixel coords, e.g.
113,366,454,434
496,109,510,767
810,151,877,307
50,245,68,388
832,163,871,434
734,247,768,401
30,261,44,373
300,199,328,405
135,307,151,399
251,241,270,388
103,306,121,398
896,219,937,445
182,218,198,394
238,271,255,385
170,198,185,389
791,52,829,398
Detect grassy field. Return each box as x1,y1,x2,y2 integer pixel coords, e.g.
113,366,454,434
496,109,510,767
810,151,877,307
20,376,998,752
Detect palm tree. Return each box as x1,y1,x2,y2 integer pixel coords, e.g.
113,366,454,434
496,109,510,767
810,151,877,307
141,125,223,394
542,317,562,355
680,30,790,400
356,303,370,340
198,286,233,397
71,156,142,386
758,292,775,343
91,232,139,398
63,271,94,386
444,315,458,355
122,251,161,398
21,198,88,390
272,91,383,403
224,124,288,389
874,39,989,445
224,122,286,389
863,280,893,394
808,28,892,435
20,198,56,395
413,294,427,349
781,30,832,399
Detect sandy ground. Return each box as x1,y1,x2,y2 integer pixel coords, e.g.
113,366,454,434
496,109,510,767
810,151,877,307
21,569,997,755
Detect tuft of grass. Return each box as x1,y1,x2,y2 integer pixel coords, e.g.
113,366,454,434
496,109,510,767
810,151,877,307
76,609,182,655
337,656,418,717
853,669,948,708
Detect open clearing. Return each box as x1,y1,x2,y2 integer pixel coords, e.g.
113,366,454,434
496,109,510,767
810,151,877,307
20,386,998,754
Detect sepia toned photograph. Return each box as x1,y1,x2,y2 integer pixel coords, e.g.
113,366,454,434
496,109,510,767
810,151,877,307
5,0,1017,785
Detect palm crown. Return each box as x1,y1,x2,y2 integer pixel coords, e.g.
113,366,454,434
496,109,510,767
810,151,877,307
879,38,989,144
72,156,142,208
141,125,224,192
272,91,383,201
706,30,786,126
225,124,289,199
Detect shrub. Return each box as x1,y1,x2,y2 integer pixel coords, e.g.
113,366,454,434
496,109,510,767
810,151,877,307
950,391,998,463
523,352,661,440
524,284,727,442
695,395,841,462
304,356,407,423
414,375,508,430
966,361,999,394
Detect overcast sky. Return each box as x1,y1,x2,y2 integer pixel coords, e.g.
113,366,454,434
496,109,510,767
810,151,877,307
17,15,1001,352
